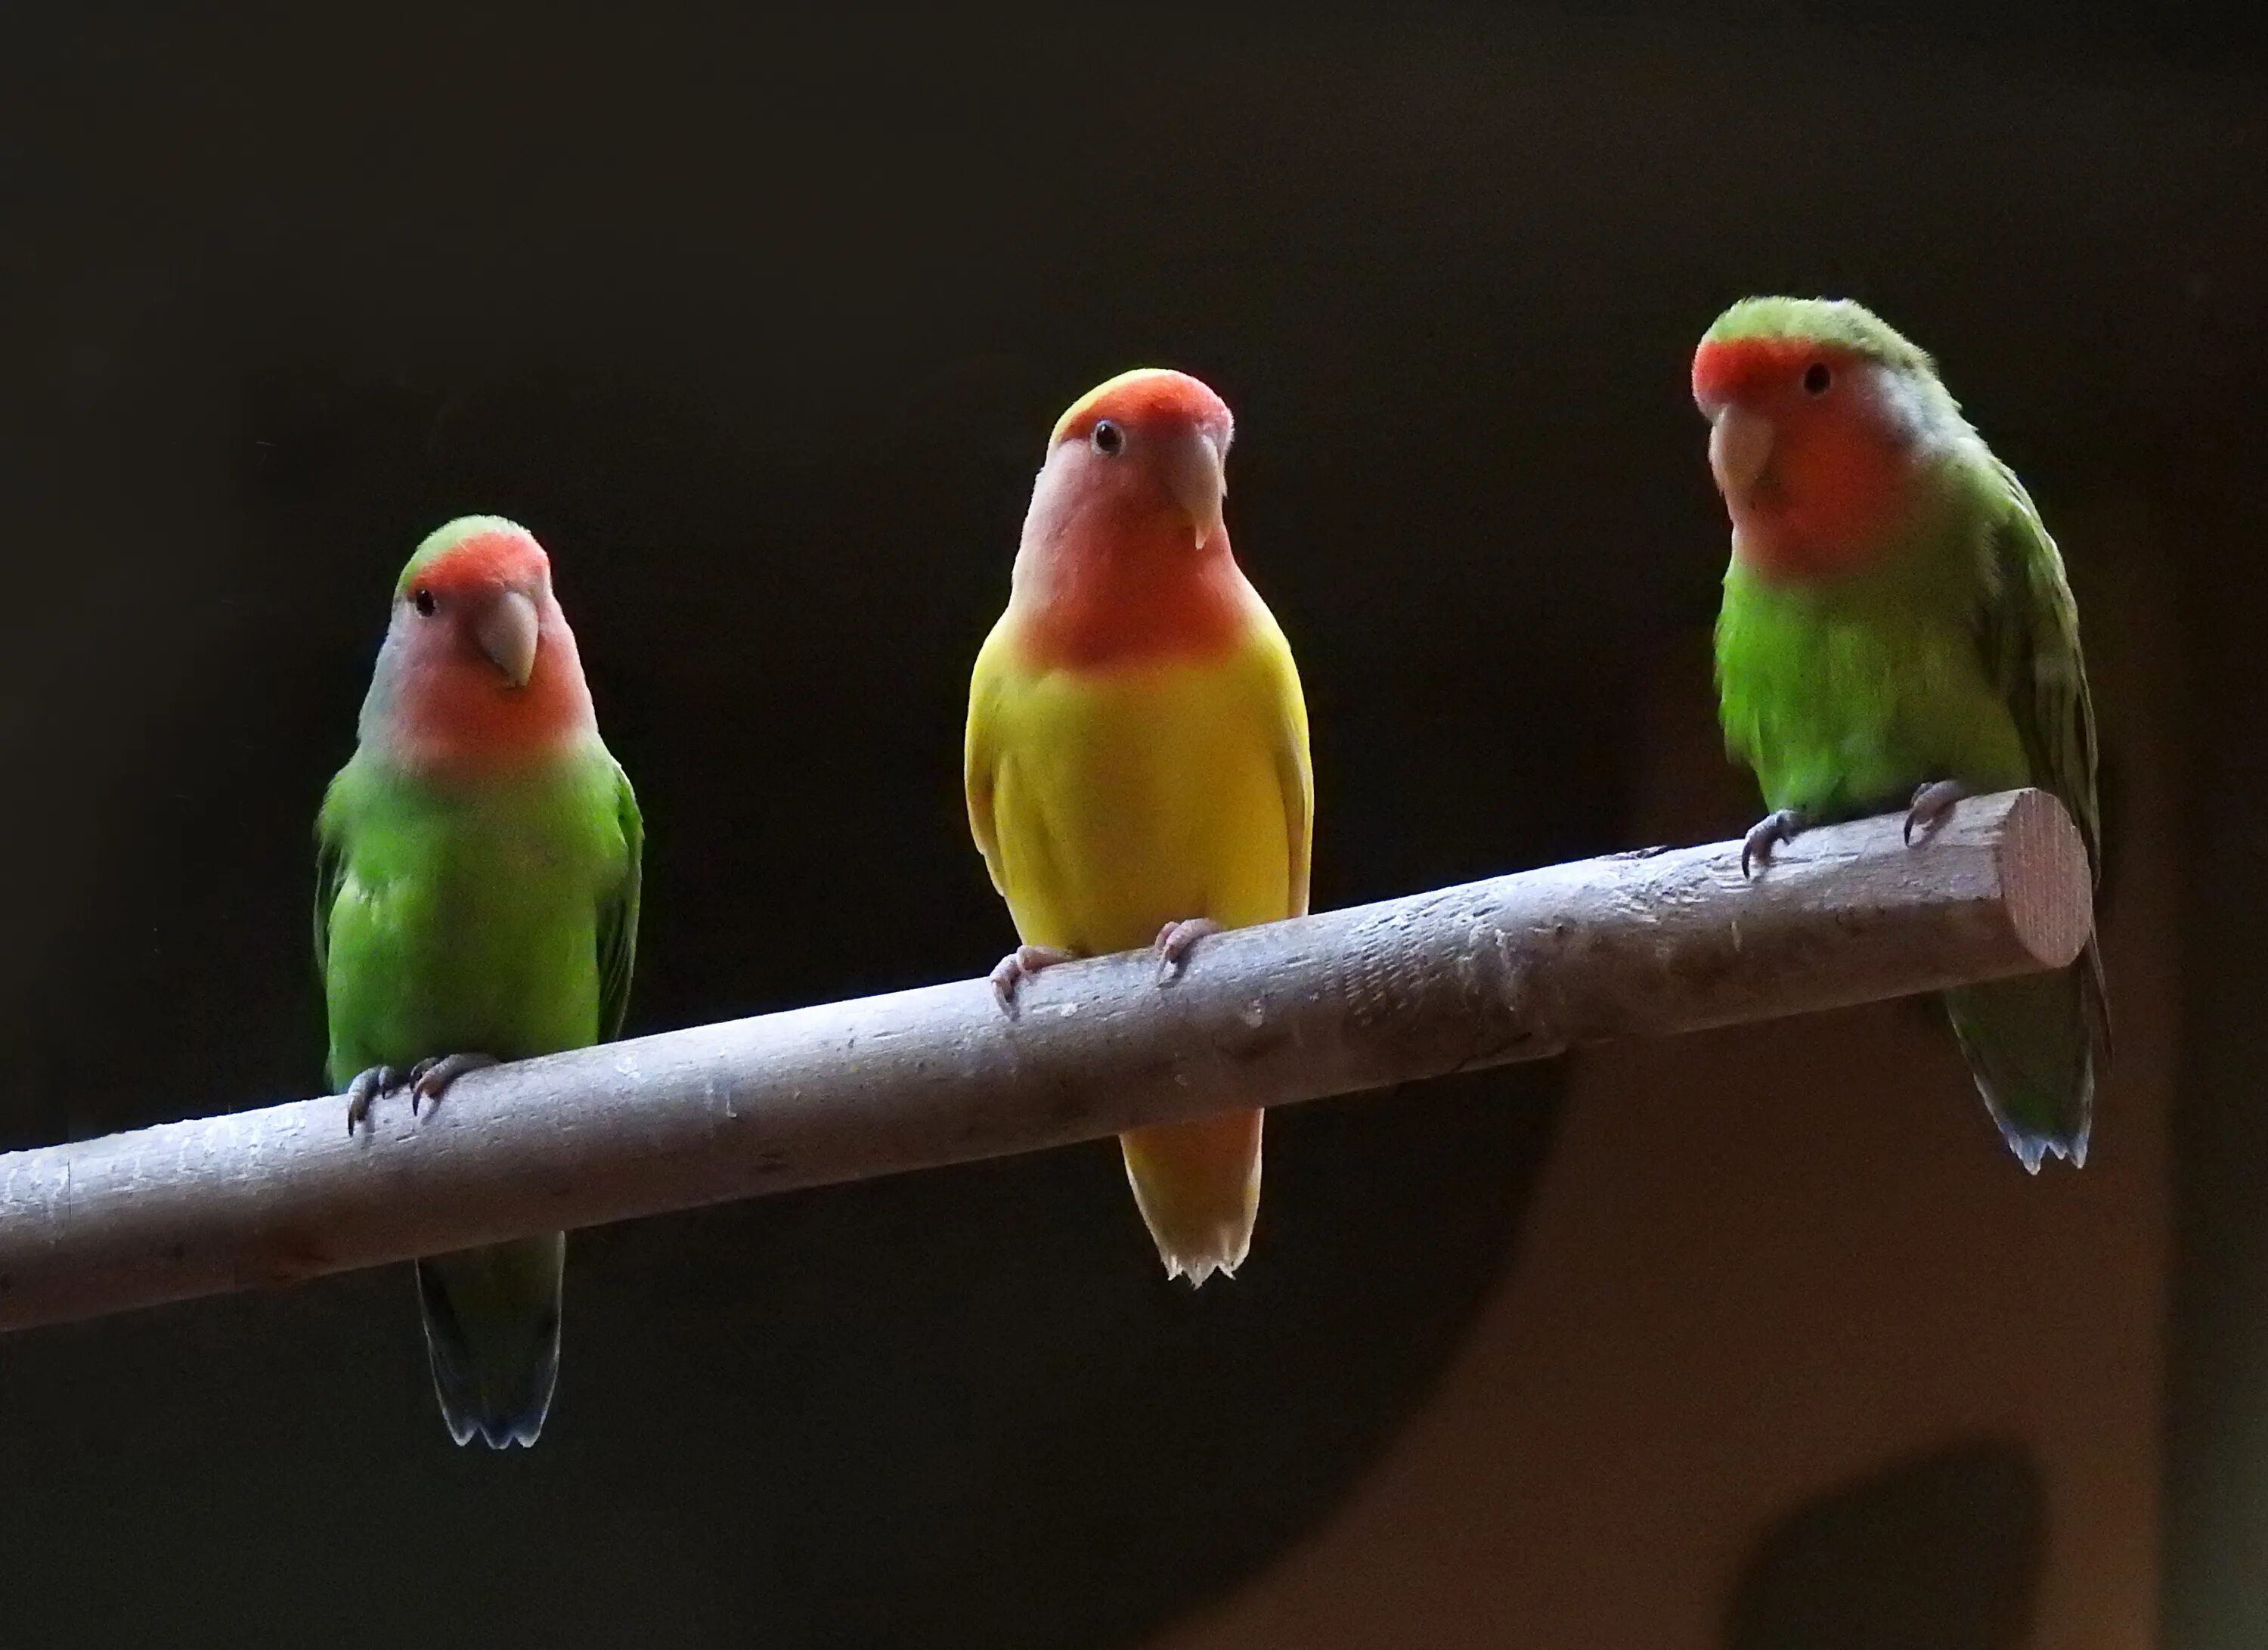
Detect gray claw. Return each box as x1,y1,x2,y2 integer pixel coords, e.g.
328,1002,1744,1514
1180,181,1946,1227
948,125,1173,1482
408,1053,499,1115
344,1065,401,1135
1740,809,1807,878
1903,780,1969,845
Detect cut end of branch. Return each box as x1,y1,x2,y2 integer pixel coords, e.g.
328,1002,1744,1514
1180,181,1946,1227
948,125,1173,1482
1994,789,2094,969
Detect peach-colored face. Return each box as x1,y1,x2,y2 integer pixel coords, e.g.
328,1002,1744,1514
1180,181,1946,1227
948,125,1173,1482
1691,336,1917,583
1010,369,1250,671
370,526,594,772
1044,368,1235,554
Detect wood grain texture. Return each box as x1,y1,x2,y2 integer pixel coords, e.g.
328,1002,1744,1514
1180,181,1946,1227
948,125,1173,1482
0,788,2088,1333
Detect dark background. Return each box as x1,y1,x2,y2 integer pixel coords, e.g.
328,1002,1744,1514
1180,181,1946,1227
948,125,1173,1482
0,5,2259,1646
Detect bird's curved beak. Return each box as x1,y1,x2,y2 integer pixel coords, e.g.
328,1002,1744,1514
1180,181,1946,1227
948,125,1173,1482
476,588,541,689
1708,402,1774,500
1167,427,1228,548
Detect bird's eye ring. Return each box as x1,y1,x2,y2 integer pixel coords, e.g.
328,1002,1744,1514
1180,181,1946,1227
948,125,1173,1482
412,587,438,616
1091,419,1123,456
1802,362,1833,395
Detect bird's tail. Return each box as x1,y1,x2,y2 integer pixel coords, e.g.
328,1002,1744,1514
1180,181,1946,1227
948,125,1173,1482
1941,939,2108,1174
414,1232,566,1449
1119,1109,1263,1286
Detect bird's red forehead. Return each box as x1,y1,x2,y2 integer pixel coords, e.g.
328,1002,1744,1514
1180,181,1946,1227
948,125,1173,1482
1692,337,1844,406
404,527,549,595
1052,368,1233,447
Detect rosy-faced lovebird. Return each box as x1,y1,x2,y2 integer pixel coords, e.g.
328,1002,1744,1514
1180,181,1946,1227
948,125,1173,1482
317,516,643,1445
965,369,1314,1282
1696,296,2107,1171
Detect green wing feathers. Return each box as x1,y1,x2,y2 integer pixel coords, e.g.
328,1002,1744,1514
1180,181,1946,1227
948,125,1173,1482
313,822,345,1000
1954,463,2109,1169
1979,461,2102,876
1978,464,2109,1045
596,763,643,1041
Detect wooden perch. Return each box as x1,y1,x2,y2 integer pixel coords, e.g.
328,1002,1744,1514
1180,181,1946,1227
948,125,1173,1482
0,788,2090,1334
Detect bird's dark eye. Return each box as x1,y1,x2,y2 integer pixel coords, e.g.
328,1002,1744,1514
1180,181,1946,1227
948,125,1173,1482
412,587,437,616
1091,419,1123,456
1803,362,1833,395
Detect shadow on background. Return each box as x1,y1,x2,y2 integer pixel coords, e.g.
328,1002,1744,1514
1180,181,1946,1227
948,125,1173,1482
1724,1441,2047,1650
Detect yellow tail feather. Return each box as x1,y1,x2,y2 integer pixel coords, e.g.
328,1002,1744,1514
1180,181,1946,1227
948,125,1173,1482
1120,1110,1264,1286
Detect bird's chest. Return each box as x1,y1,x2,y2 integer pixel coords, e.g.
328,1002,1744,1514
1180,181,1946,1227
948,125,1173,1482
331,799,605,1065
384,803,593,928
1715,585,2012,818
988,663,1287,949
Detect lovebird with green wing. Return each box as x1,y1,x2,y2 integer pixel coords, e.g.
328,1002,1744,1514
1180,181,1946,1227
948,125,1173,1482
1696,297,2107,1171
318,516,642,1446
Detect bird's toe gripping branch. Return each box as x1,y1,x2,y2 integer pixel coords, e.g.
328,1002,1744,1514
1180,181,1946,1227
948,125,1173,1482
343,1066,407,1135
1151,918,1222,985
1903,780,1970,845
989,945,1078,1017
1740,809,1809,878
407,1053,500,1114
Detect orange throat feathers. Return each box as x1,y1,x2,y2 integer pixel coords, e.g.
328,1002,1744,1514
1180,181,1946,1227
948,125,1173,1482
1010,523,1251,672
384,613,596,777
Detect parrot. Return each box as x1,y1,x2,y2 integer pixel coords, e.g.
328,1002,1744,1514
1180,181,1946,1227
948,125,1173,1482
1695,296,2107,1171
965,368,1313,1283
317,515,642,1446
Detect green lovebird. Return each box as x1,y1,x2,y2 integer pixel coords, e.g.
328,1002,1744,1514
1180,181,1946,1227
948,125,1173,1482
317,516,643,1447
1695,297,2107,1172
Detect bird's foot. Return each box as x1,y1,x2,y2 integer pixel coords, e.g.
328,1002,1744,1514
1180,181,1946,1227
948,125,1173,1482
990,945,1077,1017
344,1065,402,1135
1740,809,1808,878
1152,918,1222,985
407,1053,499,1115
1902,780,1969,845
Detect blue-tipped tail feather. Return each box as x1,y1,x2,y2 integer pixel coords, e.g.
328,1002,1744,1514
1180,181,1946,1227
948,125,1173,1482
415,1233,565,1450
1941,941,2107,1174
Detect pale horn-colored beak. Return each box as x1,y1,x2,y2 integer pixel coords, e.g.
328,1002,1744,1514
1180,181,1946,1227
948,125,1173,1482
1167,427,1228,548
476,588,541,688
1707,402,1775,500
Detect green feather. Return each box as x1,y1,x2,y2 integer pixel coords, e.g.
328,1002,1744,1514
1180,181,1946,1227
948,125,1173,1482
1703,296,1938,377
318,746,640,1446
1712,299,2106,1171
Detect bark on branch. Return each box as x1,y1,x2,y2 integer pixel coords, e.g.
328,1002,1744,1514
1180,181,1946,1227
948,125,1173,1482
0,788,2090,1333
